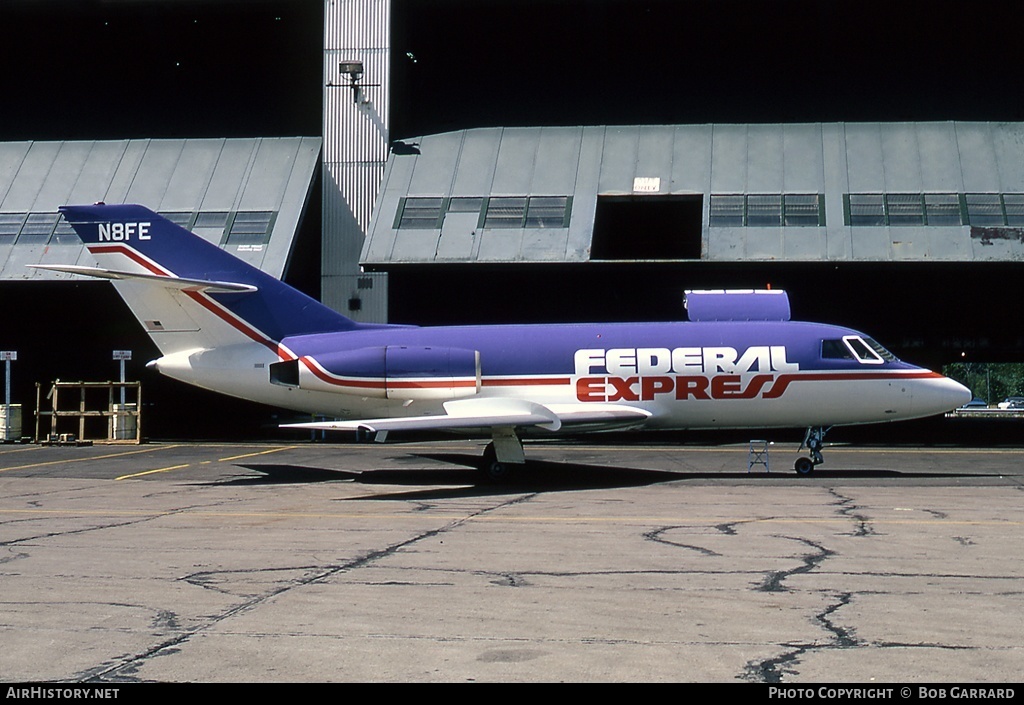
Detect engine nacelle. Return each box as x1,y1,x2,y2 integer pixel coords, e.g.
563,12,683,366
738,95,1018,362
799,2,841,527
271,345,481,401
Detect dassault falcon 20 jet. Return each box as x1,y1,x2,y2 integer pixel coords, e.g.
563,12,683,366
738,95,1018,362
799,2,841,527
40,204,970,478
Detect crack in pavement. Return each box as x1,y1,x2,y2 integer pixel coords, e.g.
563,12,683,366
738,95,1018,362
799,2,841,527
75,492,541,682
643,526,721,556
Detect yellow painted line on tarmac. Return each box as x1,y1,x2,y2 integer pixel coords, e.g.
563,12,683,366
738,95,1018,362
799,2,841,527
218,445,298,462
113,445,299,480
115,464,192,481
0,444,185,473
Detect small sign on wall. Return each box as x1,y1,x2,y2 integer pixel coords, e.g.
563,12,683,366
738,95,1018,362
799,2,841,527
633,177,661,193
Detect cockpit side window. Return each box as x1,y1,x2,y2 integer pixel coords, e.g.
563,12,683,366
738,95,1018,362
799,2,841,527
821,336,895,364
821,339,853,360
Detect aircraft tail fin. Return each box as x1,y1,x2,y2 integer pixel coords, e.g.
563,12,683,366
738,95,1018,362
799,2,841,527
57,203,365,356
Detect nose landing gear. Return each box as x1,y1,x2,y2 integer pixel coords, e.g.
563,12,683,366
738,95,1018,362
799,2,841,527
795,426,831,475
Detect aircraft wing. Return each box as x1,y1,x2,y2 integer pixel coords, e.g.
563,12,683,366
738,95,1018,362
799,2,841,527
28,264,258,294
282,398,651,436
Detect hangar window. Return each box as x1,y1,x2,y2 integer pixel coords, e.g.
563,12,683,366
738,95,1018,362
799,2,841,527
396,197,444,229
846,194,886,226
886,194,925,225
924,194,962,225
846,193,966,226
446,197,483,214
51,217,79,245
226,211,276,246
16,213,58,245
481,196,571,229
482,197,527,228
965,193,1004,226
159,212,195,229
524,196,570,228
709,195,744,226
784,194,823,226
0,214,26,245
746,194,782,226
1004,194,1024,225
709,194,823,226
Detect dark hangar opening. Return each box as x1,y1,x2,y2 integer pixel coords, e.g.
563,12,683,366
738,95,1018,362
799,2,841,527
590,195,703,260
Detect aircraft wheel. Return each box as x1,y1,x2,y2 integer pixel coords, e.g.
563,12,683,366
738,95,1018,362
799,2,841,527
482,459,513,483
479,442,513,483
794,457,816,475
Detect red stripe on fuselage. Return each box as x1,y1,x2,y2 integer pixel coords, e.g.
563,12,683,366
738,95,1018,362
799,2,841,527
299,357,480,390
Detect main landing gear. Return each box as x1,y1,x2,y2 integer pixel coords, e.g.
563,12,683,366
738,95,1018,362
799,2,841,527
479,426,525,483
794,426,831,475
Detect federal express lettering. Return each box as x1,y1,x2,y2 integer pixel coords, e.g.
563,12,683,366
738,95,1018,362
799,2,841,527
97,221,151,242
574,345,799,402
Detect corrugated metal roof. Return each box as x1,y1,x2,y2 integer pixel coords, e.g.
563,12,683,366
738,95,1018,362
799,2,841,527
363,122,1024,265
0,137,321,281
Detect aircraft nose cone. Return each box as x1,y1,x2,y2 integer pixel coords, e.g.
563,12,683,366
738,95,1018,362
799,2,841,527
915,375,972,417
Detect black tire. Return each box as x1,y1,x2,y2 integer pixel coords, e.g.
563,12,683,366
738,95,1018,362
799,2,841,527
479,442,513,483
794,457,816,475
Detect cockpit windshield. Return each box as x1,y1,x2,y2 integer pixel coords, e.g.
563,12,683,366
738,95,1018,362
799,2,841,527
821,335,897,364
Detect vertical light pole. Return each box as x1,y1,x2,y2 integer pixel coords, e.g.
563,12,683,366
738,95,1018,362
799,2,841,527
1,351,15,442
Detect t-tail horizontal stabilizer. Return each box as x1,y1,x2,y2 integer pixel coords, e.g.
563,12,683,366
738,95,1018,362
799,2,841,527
53,204,370,356
28,264,258,294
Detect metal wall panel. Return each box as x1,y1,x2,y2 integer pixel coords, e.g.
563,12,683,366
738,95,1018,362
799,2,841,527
566,126,606,260
634,126,674,193
200,140,257,211
992,123,1024,191
103,141,149,205
822,123,852,260
451,128,501,195
782,124,825,193
880,123,923,190
954,123,1000,192
31,141,92,211
124,140,187,208
2,142,62,210
0,142,32,206
746,124,784,193
531,127,582,196
161,139,224,210
710,124,747,193
408,131,462,195
66,141,129,207
491,128,540,195
916,122,963,192
670,125,712,194
844,123,885,193
598,126,639,194
322,0,390,321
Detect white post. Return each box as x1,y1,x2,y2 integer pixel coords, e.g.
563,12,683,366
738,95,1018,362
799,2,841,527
1,351,15,442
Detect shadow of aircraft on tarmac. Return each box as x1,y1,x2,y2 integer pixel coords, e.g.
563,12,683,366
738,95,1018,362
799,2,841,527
219,450,979,501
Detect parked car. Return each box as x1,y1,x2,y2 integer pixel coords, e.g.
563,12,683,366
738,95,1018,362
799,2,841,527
960,398,988,409
997,396,1024,410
